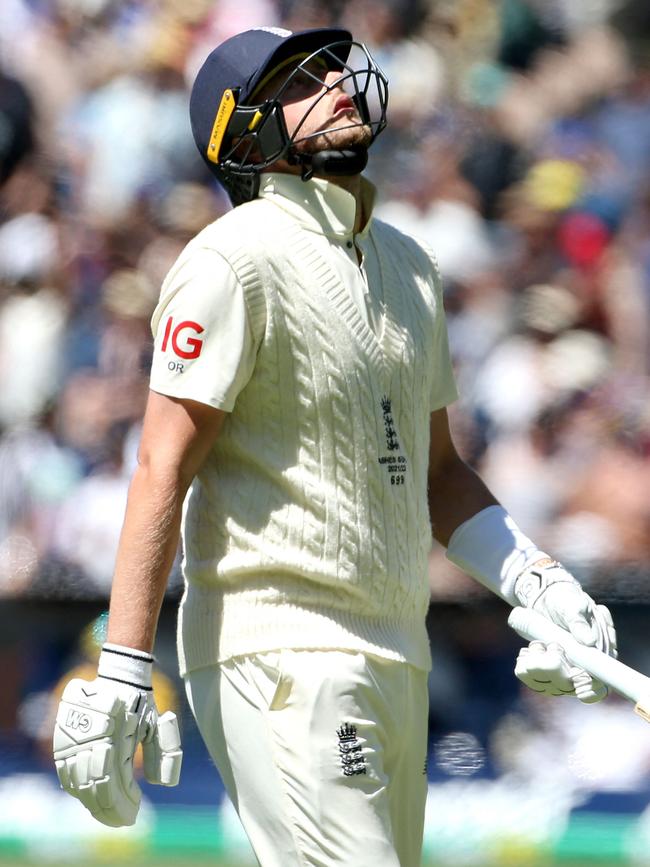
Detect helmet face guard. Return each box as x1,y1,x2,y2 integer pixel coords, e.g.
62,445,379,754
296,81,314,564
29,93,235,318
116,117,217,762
210,41,388,204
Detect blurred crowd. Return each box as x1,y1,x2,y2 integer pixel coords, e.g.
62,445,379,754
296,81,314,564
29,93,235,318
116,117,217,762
0,0,649,602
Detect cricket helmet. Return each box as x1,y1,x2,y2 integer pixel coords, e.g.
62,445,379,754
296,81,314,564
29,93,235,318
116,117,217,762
189,26,389,205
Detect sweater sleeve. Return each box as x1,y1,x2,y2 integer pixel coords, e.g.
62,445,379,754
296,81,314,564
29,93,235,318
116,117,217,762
430,259,459,411
149,242,258,412
414,240,459,412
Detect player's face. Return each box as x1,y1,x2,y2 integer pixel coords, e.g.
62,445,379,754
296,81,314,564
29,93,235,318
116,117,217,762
261,59,372,155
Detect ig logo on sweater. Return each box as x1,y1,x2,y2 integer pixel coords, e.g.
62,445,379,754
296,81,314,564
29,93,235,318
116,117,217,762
161,317,205,362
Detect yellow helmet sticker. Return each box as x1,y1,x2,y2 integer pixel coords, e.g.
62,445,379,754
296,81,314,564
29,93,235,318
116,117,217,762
206,88,237,164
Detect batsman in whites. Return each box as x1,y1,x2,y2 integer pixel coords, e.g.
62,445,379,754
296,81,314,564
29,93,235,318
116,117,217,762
53,26,618,866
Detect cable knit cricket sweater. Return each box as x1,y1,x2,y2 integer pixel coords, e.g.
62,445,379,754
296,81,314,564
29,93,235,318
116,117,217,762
174,179,458,675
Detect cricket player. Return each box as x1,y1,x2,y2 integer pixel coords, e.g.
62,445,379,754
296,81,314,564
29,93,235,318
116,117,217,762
53,27,617,866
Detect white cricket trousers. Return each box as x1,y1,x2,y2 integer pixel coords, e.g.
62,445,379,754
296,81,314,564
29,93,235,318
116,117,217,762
184,649,429,867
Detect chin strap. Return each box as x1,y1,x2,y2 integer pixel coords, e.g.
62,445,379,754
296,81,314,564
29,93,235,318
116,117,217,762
293,148,368,181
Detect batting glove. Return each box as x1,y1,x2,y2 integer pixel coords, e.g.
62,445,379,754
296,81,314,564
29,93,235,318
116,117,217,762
513,558,617,702
52,644,182,827
515,640,608,703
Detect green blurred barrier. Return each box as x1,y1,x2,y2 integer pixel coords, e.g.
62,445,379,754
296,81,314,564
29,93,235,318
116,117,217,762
0,806,646,867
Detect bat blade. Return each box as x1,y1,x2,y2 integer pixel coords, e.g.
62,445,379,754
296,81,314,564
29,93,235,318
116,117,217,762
508,607,650,722
634,698,650,723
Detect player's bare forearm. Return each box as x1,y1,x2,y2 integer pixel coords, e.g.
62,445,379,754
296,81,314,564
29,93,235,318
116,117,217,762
427,407,498,547
106,462,186,652
106,390,227,652
428,456,498,547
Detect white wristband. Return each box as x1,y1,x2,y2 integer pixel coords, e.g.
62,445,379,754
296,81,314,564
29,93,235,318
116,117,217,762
98,643,154,691
446,505,546,605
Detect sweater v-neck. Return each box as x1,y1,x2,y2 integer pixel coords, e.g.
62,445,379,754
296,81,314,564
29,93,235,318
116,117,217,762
268,205,407,388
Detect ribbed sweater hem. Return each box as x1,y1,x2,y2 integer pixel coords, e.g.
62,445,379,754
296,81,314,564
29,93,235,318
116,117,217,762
177,584,432,676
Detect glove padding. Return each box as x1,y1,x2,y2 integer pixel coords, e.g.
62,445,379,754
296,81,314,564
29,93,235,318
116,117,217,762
515,640,608,703
513,559,617,701
53,677,182,827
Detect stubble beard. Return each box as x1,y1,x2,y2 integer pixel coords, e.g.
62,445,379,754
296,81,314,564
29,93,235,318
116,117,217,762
293,118,373,155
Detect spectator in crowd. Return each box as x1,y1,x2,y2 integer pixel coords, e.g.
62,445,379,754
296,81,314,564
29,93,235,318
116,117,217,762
0,69,34,184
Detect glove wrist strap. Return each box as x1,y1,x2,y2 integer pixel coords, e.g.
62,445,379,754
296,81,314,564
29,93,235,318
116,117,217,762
98,643,154,691
446,505,547,605
513,558,580,607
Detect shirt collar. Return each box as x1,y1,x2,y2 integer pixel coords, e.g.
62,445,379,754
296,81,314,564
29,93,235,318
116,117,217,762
258,171,376,240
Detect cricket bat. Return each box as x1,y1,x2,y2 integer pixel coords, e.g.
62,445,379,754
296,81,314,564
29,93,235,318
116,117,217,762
508,606,650,723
